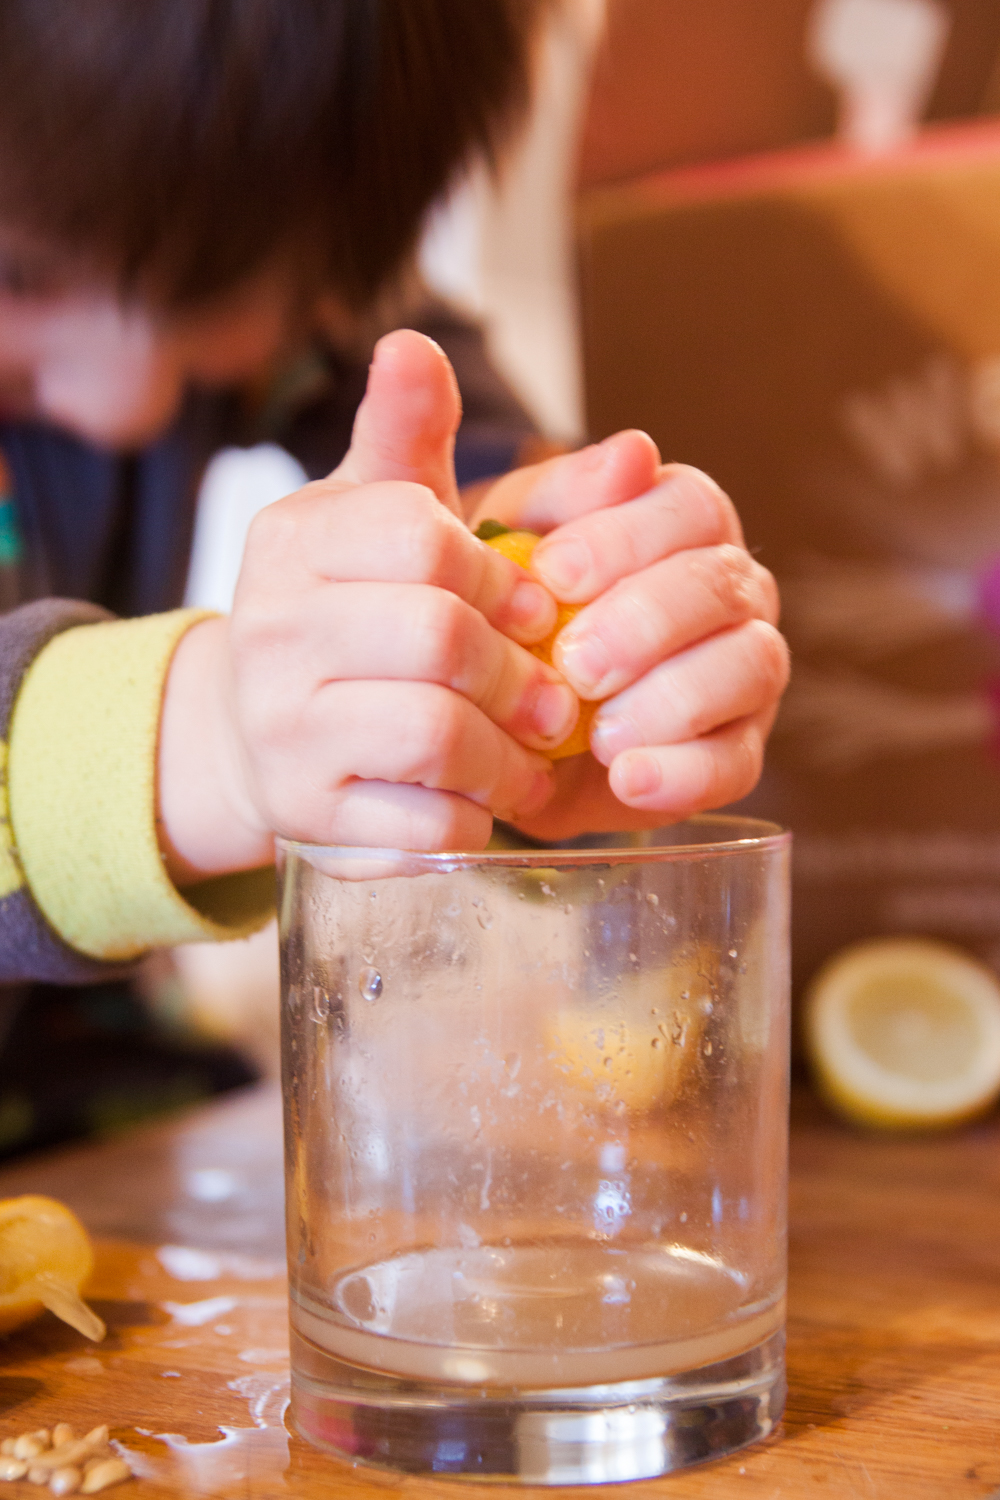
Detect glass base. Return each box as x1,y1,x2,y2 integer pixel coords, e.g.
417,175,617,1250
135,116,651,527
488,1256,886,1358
290,1329,785,1485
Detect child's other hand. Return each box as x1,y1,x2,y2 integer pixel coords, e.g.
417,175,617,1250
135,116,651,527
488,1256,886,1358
158,332,577,877
467,438,789,842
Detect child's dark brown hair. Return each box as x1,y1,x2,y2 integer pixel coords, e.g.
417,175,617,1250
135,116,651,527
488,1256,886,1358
0,0,543,309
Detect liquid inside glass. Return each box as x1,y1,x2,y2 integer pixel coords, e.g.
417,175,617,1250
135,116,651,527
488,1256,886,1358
292,1238,784,1387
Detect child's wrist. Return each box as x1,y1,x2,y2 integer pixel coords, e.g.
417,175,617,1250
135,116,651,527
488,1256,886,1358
157,616,273,885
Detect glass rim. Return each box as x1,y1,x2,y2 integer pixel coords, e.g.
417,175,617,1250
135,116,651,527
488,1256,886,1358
277,814,790,871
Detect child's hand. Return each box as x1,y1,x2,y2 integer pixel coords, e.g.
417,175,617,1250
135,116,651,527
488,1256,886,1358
467,437,789,842
157,332,578,876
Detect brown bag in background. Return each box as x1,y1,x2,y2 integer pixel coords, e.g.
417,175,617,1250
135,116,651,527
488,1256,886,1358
579,120,1000,998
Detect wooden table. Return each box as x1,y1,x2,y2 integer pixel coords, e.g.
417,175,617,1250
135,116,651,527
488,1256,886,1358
0,1082,998,1498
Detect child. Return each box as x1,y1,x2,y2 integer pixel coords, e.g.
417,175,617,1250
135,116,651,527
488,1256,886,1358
0,0,787,1008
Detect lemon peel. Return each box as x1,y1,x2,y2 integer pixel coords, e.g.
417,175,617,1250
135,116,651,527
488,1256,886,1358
804,937,1000,1131
0,1195,105,1340
479,522,599,759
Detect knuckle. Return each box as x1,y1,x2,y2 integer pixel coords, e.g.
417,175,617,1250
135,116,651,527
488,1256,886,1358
725,722,765,802
407,686,466,777
709,544,757,617
670,464,740,540
747,620,791,694
244,499,294,560
400,489,459,581
750,559,782,621
411,589,475,681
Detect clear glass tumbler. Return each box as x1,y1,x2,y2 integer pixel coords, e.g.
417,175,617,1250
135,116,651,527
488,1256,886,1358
278,816,791,1484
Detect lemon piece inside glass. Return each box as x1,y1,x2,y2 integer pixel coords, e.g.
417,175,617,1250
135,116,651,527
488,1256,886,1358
804,938,1000,1131
0,1195,105,1340
547,961,710,1113
479,522,597,759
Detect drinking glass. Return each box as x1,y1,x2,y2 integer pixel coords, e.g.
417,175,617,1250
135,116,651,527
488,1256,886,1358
278,815,790,1483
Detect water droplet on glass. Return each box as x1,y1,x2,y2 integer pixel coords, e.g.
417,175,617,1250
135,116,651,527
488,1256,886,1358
670,1013,686,1046
680,1211,687,1223
359,967,383,1002
628,952,637,962
614,1099,627,1116
563,903,573,915
312,986,331,1022
540,882,554,897
651,1037,663,1050
476,907,493,930
603,1056,614,1070
646,892,659,908
703,1039,713,1057
503,1052,521,1078
728,948,738,958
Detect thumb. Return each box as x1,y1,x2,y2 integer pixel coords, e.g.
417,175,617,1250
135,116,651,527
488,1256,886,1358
332,328,463,515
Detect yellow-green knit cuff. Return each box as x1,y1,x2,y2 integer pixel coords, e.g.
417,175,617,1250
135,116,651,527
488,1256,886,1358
8,610,275,961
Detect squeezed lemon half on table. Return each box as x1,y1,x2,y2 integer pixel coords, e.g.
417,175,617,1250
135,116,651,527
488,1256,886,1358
0,1195,105,1340
804,938,1000,1131
479,522,599,759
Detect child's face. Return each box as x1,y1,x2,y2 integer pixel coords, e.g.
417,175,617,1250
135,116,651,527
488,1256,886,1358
0,232,303,449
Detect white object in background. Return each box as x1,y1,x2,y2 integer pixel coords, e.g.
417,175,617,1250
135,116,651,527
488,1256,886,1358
807,0,951,152
184,443,307,614
420,0,606,442
172,921,282,1079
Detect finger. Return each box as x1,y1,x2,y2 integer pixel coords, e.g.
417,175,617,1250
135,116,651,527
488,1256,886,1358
255,680,557,834
301,780,495,852
608,708,775,816
241,480,558,644
589,620,790,764
530,465,745,603
284,582,578,751
554,545,781,700
469,428,660,534
331,329,463,515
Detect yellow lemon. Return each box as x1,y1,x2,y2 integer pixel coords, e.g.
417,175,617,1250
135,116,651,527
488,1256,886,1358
480,522,598,759
548,967,708,1113
804,938,1000,1131
0,1195,105,1340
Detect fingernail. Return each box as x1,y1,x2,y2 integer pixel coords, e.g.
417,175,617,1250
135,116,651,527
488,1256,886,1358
556,634,612,696
509,579,557,635
533,535,591,594
590,714,641,760
618,751,662,799
531,681,578,743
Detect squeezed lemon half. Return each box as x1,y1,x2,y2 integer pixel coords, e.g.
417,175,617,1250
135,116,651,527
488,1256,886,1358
548,959,712,1112
480,522,598,759
0,1195,105,1340
804,938,1000,1131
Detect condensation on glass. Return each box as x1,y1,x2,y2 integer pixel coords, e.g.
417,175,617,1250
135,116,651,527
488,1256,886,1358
278,817,791,1484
